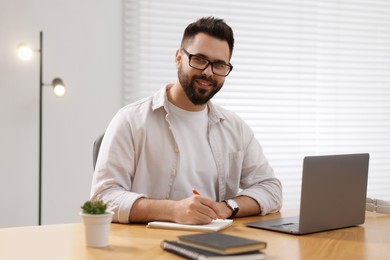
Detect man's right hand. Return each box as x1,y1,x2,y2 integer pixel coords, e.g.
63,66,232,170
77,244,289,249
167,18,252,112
129,195,223,224
171,195,222,224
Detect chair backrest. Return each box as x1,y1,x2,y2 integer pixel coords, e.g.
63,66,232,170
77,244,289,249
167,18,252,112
93,133,104,170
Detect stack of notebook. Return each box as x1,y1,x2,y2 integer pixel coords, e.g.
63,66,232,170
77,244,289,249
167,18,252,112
161,232,266,259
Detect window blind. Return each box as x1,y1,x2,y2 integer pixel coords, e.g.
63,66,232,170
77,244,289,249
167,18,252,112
123,0,390,209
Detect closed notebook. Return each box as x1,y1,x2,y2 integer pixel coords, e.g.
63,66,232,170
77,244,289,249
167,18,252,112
147,219,233,232
177,232,267,255
161,240,265,260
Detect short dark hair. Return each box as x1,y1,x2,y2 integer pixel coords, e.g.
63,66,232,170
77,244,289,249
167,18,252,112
180,17,234,59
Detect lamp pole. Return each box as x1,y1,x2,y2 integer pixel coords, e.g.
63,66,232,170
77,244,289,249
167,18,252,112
38,31,43,226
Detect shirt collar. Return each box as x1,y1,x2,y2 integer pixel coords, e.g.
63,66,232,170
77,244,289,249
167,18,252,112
152,85,225,124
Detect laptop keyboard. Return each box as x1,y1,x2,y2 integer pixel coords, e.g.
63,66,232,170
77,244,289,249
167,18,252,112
272,222,299,232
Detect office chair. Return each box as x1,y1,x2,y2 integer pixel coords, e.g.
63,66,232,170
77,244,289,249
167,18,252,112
93,133,104,170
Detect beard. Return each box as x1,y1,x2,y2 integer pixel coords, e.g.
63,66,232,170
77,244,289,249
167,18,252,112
178,66,224,105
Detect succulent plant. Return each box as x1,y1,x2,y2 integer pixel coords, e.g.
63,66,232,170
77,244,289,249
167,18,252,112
81,200,107,214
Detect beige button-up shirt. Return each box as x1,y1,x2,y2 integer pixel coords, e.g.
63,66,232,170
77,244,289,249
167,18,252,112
91,86,282,223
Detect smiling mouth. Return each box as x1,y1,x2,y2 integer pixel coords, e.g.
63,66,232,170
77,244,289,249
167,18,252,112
195,79,213,89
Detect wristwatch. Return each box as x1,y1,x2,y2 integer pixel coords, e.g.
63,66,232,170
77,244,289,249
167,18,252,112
224,199,239,219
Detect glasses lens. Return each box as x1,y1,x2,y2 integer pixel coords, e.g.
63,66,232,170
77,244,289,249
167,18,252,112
212,63,231,76
189,56,209,70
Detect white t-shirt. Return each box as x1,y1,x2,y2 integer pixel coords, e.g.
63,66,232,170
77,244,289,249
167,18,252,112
167,102,218,200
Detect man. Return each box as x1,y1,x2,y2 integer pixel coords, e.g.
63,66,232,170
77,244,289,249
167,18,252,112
91,17,282,224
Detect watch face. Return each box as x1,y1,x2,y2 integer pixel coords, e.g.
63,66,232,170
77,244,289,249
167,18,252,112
225,199,239,219
227,199,239,210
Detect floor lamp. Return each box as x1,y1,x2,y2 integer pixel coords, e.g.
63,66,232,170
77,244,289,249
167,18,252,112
18,31,66,225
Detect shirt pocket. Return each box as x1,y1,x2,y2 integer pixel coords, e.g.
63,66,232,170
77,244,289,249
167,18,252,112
225,150,244,196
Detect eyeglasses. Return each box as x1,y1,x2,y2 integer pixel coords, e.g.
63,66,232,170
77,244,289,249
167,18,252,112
181,49,233,77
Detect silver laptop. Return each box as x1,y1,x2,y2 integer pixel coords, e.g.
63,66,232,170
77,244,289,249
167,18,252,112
245,153,369,235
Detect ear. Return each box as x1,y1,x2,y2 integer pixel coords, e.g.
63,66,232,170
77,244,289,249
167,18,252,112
175,49,181,67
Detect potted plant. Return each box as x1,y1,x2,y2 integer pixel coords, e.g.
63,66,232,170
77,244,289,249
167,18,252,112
80,199,114,247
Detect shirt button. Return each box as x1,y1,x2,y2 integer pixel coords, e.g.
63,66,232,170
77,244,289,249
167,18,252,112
171,170,176,177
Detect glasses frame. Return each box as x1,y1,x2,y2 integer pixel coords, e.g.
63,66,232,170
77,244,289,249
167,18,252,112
181,49,233,77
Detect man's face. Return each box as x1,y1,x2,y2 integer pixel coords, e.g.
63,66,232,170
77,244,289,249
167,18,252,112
176,33,231,105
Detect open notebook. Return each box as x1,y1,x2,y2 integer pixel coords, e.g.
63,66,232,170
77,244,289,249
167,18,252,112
147,219,233,232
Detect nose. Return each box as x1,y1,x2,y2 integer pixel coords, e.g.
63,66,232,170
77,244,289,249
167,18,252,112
202,63,214,77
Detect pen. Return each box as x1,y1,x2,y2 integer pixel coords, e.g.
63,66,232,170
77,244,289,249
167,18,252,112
192,189,225,220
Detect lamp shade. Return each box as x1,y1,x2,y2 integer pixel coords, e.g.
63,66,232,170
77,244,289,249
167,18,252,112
52,78,66,96
17,44,33,61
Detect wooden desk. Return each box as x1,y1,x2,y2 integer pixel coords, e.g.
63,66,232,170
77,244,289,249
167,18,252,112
1,210,389,260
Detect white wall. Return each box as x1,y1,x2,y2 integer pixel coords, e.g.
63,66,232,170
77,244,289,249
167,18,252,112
0,0,122,227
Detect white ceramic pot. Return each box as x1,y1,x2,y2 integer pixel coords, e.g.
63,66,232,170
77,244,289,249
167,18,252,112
80,211,114,247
